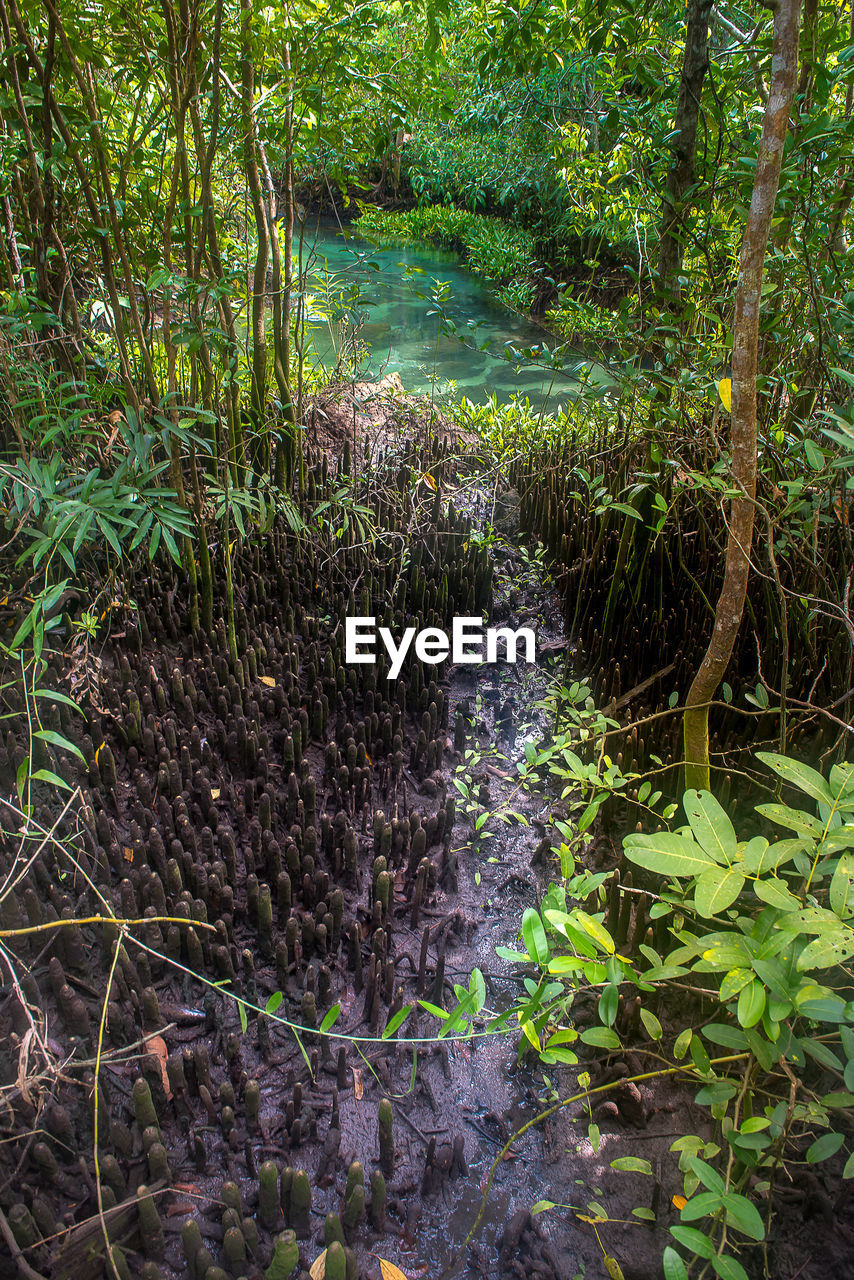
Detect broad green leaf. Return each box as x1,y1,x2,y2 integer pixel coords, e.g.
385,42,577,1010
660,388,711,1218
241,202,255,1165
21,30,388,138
684,789,736,862
756,752,832,808
610,1156,653,1174
599,983,618,1026
680,1190,722,1222
720,968,754,1002
753,877,800,911
755,804,824,837
694,867,745,918
674,1028,692,1059
712,1255,749,1280
797,931,854,971
580,1026,620,1049
806,1132,845,1163
721,1191,765,1240
521,908,550,965
662,1246,689,1280
830,853,854,919
669,1225,715,1258
639,1008,663,1041
623,831,716,878
265,991,284,1015
736,980,766,1029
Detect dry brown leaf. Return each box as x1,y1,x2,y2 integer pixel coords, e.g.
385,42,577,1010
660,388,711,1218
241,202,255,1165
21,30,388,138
259,675,276,687
352,1067,363,1100
166,1201,196,1217
376,1258,409,1280
144,1034,172,1100
210,788,220,800
309,1249,327,1280
123,846,133,863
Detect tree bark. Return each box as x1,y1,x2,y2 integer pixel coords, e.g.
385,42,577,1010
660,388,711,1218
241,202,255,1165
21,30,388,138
683,0,802,790
657,0,713,304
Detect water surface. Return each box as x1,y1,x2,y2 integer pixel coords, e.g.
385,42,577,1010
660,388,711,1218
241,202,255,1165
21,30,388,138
300,224,610,411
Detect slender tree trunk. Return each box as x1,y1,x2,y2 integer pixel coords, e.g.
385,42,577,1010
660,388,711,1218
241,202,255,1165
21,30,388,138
241,0,269,465
683,0,802,790
658,0,713,304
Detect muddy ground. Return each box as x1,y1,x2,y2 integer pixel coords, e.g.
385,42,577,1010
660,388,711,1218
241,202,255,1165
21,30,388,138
0,389,849,1280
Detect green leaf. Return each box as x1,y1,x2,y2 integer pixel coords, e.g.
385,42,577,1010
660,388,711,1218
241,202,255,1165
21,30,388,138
579,1026,620,1049
662,1245,690,1280
830,853,854,919
674,1028,692,1059
683,789,737,862
610,1156,653,1174
531,1200,556,1215
383,1004,413,1039
623,831,716,878
265,991,284,1015
33,728,85,763
681,1190,723,1222
694,868,745,918
753,877,800,911
572,909,616,954
720,969,754,1002
639,1008,663,1041
319,1004,341,1034
238,1001,248,1034
756,752,832,807
712,1255,749,1280
669,1225,715,1259
736,981,766,1029
599,983,619,1027
797,931,854,971
806,1132,845,1163
30,768,72,791
721,1192,765,1240
521,908,550,965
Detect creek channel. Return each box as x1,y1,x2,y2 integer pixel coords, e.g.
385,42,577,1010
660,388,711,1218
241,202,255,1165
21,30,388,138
298,224,613,412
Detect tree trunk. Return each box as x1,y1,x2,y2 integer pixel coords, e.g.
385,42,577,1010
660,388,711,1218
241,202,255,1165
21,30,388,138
683,0,802,791
657,0,713,304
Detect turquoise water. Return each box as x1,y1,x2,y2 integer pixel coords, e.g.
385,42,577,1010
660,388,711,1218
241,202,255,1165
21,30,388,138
300,224,610,411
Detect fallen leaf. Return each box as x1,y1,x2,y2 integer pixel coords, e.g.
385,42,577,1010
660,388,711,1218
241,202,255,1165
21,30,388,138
604,1257,625,1280
421,472,436,490
144,1034,173,1101
352,1067,363,1100
259,675,276,687
309,1249,327,1280
166,1201,196,1217
210,788,220,800
123,847,133,862
376,1259,409,1280
672,1194,687,1211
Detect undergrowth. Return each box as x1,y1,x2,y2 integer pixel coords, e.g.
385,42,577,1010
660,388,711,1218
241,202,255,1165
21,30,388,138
354,204,537,312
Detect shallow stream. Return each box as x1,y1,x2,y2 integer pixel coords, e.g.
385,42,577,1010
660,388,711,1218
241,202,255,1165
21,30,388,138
300,224,611,412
